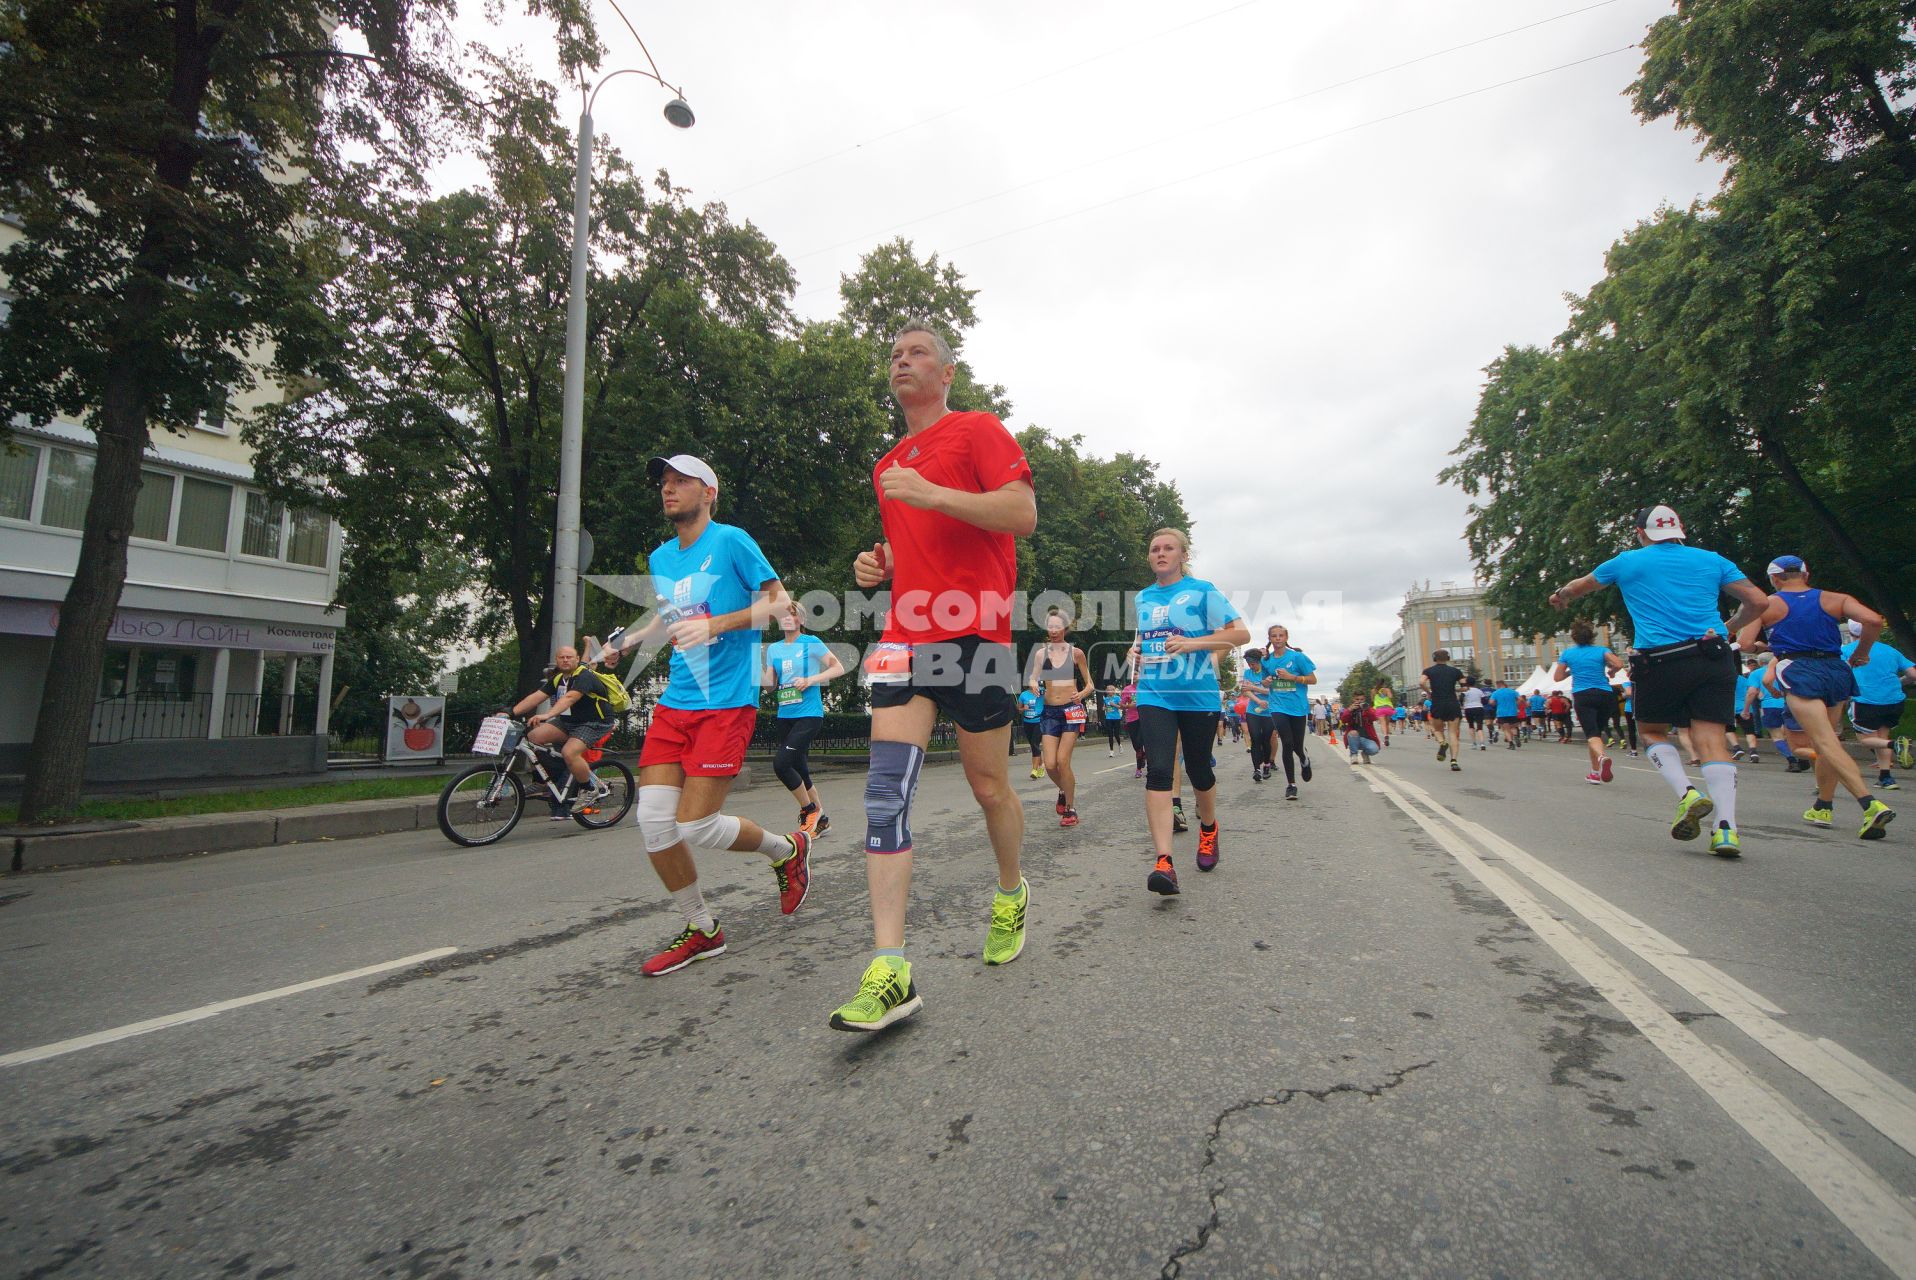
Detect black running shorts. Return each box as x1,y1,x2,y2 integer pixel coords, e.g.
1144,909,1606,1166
869,634,1017,734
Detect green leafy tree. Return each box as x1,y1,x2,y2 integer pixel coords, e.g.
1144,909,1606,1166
1338,659,1384,708
1448,3,1916,646
838,237,1010,426
0,1,601,823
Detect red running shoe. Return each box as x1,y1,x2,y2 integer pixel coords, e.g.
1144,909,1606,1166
1196,823,1220,872
1060,807,1079,827
1599,756,1614,783
774,831,811,915
1147,854,1179,896
1055,791,1068,815
642,922,725,976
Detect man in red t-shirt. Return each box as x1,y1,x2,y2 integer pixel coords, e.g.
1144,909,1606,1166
828,322,1037,1033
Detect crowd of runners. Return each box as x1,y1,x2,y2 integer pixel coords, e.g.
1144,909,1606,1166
507,323,1909,1034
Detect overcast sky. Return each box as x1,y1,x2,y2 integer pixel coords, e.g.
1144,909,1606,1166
450,0,1724,686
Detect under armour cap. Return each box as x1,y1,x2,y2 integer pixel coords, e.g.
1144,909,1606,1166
1766,554,1807,576
1635,504,1685,542
647,454,719,490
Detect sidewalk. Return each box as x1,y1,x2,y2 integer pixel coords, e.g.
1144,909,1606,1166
4,750,961,873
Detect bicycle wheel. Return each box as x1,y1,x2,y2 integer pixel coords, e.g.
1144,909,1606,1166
437,764,525,846
574,760,636,829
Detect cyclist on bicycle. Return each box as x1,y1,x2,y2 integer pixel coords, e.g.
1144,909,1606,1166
506,645,614,817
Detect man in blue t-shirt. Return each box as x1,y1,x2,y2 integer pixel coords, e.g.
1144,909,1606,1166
601,454,814,978
1490,682,1521,749
1550,503,1769,856
1843,619,1915,790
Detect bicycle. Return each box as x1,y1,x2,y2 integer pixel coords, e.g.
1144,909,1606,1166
436,715,636,846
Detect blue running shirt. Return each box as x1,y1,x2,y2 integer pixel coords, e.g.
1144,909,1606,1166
765,634,831,719
1133,576,1243,712
1843,640,1913,705
1261,649,1316,716
1559,644,1613,694
1590,543,1747,648
649,522,778,711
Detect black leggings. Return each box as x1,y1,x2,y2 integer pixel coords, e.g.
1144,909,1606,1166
1246,715,1274,770
772,716,822,792
1127,719,1144,765
1272,713,1307,783
1140,706,1219,793
1573,690,1615,741
1104,717,1122,746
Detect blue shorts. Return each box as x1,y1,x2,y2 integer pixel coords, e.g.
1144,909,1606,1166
1039,701,1086,737
1760,706,1800,732
1773,655,1859,707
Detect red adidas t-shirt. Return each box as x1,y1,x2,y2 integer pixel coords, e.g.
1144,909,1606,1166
874,411,1032,644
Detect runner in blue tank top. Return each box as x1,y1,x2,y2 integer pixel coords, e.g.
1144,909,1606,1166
1739,556,1895,840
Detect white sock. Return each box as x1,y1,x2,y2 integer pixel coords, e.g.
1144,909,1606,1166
758,828,794,861
1700,762,1738,829
673,883,715,934
1646,743,1691,798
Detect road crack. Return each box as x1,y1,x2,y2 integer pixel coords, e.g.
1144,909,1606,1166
1161,1060,1435,1279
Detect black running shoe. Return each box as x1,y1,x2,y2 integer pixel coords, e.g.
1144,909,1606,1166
1147,854,1179,896
1284,784,1298,801
1299,753,1312,782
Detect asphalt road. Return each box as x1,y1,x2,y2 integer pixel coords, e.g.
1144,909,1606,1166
3,727,1912,1279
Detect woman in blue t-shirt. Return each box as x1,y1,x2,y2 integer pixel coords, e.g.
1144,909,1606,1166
1129,528,1250,896
1551,619,1626,783
763,606,846,838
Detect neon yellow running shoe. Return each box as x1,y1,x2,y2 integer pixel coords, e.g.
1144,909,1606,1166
983,879,1029,966
1708,824,1741,858
1894,736,1914,770
1670,788,1713,841
1859,799,1895,841
1803,805,1834,829
828,957,921,1032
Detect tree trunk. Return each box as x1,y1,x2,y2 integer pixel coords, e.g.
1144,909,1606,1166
17,341,154,823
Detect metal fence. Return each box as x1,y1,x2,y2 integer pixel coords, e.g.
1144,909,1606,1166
431,710,958,760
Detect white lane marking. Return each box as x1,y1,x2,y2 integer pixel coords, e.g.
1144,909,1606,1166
1093,763,1136,774
1356,761,1916,1279
0,947,458,1068
1385,766,1916,1157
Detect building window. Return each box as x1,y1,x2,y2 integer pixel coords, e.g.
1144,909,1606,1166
41,447,93,529
98,649,131,698
136,647,200,698
176,476,232,551
287,508,329,567
241,491,283,558
0,443,37,520
132,469,175,541
195,393,229,434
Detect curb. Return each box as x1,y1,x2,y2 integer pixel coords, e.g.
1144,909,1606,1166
6,751,974,873
2,754,868,871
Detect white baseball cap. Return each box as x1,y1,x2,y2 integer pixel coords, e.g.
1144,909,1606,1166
647,454,719,490
1634,504,1685,542
1848,619,1863,638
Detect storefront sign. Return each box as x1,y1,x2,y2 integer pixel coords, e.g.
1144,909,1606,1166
0,599,336,654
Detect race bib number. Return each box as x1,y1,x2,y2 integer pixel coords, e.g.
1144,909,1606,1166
864,642,913,685
1064,703,1086,725
1140,628,1172,665
776,684,801,706
472,715,511,755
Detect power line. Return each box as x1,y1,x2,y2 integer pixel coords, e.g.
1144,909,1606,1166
794,42,1638,299
718,0,1267,199
788,0,1626,264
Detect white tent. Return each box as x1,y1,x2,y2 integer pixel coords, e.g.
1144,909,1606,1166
1516,665,1570,696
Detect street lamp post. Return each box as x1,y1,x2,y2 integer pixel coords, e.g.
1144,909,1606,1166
549,69,693,663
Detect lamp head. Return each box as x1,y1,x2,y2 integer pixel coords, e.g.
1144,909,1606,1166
663,97,695,129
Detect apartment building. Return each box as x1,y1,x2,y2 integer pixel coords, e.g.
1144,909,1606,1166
1,216,345,781
1369,580,1621,693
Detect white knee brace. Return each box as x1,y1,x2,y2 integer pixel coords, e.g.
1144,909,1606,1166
636,785,683,853
678,810,742,852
